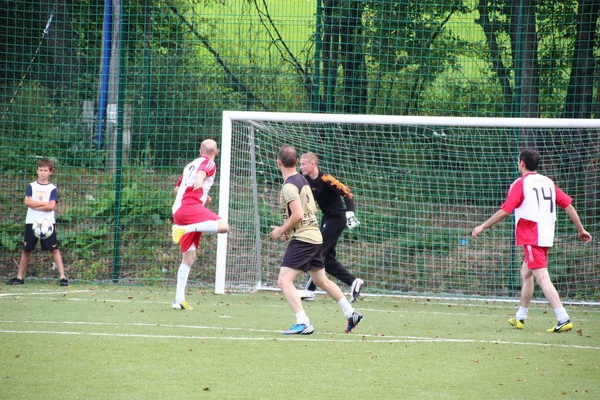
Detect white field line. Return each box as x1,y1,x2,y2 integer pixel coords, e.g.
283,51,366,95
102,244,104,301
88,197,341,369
2,294,600,320
0,289,117,297
0,327,598,350
3,289,600,308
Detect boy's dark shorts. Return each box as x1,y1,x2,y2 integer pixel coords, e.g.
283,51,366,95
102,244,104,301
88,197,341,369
23,223,60,252
281,240,324,272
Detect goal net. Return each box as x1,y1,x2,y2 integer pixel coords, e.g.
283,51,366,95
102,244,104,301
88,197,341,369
216,112,600,303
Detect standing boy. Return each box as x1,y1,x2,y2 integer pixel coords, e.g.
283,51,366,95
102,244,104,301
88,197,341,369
270,145,363,334
7,158,68,286
471,148,591,332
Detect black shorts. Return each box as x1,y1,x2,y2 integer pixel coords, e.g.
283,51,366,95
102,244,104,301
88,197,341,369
281,240,324,272
23,223,60,252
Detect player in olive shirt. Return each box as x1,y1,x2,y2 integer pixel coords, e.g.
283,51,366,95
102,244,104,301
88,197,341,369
270,145,363,335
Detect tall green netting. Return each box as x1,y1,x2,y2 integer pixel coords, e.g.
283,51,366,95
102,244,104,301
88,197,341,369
1,1,599,298
219,113,599,301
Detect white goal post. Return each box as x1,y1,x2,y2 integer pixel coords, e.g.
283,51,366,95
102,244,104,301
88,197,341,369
215,111,600,302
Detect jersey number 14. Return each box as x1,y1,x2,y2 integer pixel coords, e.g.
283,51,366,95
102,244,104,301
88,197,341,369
533,186,554,213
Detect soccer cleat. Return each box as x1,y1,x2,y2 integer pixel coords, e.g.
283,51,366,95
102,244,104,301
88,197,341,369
282,323,314,335
547,320,573,333
299,289,315,301
59,278,69,287
6,278,24,285
172,300,194,310
349,278,364,303
172,224,186,244
345,311,363,333
508,317,524,329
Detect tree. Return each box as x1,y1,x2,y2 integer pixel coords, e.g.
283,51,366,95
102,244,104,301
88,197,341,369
562,0,599,119
319,0,368,114
361,1,471,114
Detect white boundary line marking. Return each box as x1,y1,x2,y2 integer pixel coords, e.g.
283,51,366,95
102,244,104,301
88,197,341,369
3,289,600,307
0,328,598,349
1,320,598,350
0,289,114,297
3,295,600,322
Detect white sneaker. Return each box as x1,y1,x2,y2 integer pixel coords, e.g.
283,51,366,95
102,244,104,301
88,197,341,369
349,278,364,303
299,289,315,301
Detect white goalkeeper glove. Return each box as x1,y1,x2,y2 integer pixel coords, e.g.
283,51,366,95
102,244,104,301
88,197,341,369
346,211,360,229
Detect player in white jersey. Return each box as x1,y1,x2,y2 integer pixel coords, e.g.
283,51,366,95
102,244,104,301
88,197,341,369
170,139,229,310
6,158,68,286
471,149,591,333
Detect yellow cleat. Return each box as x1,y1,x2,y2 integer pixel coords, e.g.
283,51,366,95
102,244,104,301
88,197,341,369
172,300,193,310
172,224,186,244
508,317,524,329
547,320,573,333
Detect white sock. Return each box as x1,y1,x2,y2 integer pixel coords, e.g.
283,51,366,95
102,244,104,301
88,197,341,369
295,311,310,326
175,263,191,303
337,298,355,319
515,307,528,321
554,307,569,323
183,220,219,233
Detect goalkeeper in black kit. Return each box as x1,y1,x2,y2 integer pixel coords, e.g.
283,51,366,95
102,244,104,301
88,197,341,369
298,152,364,302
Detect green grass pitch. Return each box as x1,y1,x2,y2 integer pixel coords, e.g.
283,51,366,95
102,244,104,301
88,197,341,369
1,284,599,399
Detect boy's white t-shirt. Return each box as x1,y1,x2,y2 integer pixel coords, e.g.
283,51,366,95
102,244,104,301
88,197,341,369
25,181,58,224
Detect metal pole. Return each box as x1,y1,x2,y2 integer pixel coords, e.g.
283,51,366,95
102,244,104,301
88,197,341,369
112,0,125,282
508,0,527,296
311,0,323,113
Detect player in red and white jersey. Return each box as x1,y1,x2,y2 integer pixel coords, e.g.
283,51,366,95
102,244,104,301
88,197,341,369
170,139,229,310
171,156,216,214
472,148,591,333
501,165,572,247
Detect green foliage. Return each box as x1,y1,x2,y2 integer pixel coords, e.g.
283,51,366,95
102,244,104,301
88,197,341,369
0,219,22,252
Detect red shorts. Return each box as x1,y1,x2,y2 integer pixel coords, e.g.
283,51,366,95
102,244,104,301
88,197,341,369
523,245,549,269
173,203,220,254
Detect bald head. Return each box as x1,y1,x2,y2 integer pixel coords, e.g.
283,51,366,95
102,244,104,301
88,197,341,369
200,139,218,158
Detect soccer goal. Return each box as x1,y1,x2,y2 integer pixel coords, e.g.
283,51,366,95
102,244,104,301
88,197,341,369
215,111,600,303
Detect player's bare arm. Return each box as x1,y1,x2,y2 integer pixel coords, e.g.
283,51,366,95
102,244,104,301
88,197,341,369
471,209,510,238
270,199,302,240
192,170,207,191
563,204,592,242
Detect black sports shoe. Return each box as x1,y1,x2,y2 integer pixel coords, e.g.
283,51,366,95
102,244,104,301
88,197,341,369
349,278,364,303
59,278,69,287
6,277,24,285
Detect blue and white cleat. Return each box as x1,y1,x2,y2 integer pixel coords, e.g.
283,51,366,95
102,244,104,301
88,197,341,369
282,323,314,335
